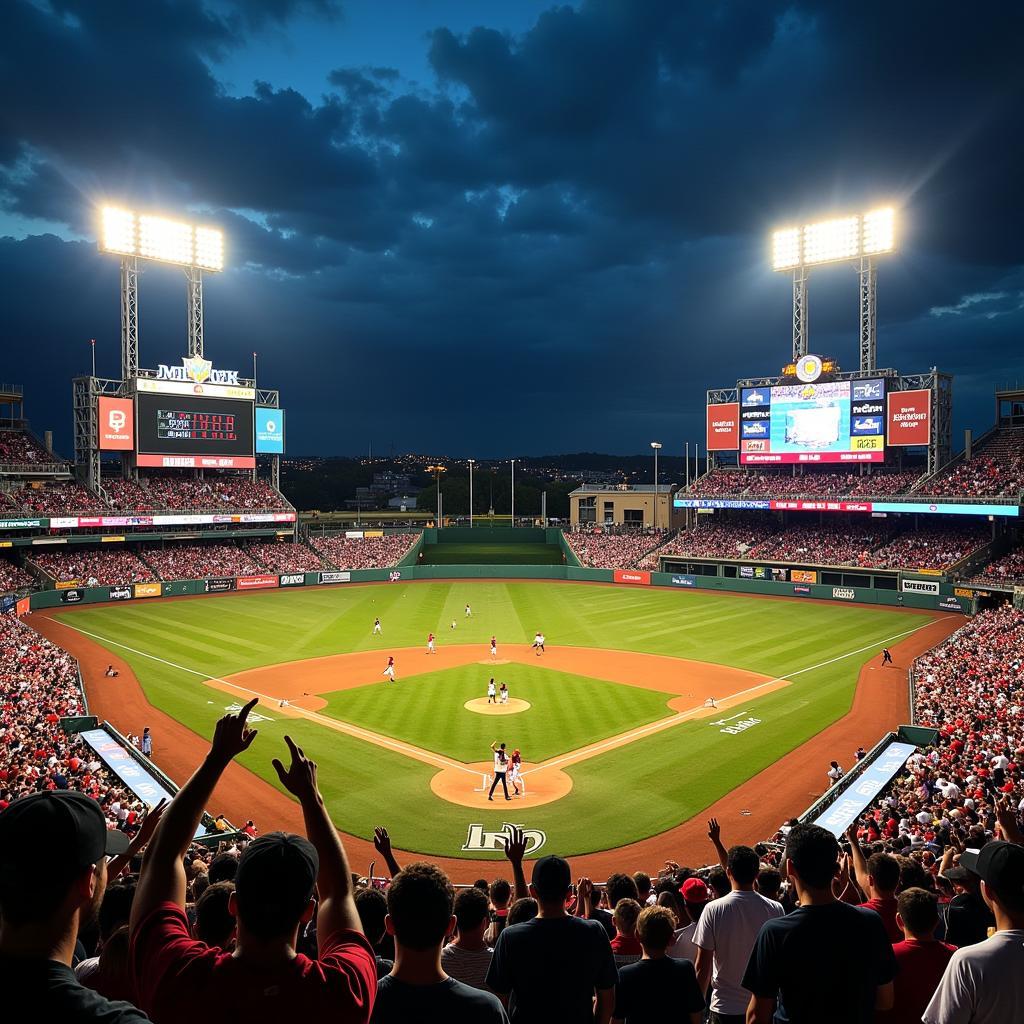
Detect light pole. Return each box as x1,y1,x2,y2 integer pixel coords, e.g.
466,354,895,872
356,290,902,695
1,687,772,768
510,459,515,528
650,442,662,530
427,464,446,527
468,459,475,528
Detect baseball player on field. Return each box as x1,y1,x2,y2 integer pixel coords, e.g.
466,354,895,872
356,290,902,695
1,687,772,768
373,617,382,635
427,632,436,654
382,656,396,682
487,678,497,704
490,636,497,660
499,681,509,704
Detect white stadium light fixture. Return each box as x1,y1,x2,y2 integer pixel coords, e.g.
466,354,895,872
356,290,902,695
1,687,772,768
98,206,225,271
771,208,897,271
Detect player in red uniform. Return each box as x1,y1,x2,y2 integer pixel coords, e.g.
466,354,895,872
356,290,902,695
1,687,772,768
427,632,436,654
382,655,396,682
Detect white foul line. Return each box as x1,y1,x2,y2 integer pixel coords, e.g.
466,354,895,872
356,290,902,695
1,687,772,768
45,618,479,776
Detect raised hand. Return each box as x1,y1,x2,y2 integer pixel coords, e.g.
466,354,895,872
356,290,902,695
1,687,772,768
210,697,260,763
708,818,722,843
504,826,527,865
272,735,319,802
135,798,168,847
373,826,393,857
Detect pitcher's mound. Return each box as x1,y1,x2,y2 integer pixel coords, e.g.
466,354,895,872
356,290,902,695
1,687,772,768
478,659,511,666
464,697,531,715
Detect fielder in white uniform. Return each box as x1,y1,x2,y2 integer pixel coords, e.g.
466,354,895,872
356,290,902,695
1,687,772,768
373,617,382,635
499,682,509,704
487,678,497,704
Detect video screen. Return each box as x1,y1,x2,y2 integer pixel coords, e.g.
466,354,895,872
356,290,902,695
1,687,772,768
740,379,885,464
135,392,254,467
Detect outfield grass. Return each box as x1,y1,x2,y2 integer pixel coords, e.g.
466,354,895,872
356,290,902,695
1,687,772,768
321,663,675,762
419,542,564,564
53,582,933,857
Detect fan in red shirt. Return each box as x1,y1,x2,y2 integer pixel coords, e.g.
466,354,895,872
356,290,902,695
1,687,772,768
129,700,376,1024
887,888,956,1024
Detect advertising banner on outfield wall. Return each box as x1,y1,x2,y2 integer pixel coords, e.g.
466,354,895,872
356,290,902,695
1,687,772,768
793,585,812,595
108,586,133,601
939,597,967,612
887,390,931,446
613,569,651,586
204,578,235,593
97,397,135,451
60,589,83,603
791,570,819,584
706,403,740,451
16,598,30,616
279,573,306,587
134,582,163,598
901,578,940,595
319,571,352,585
832,587,856,600
237,574,279,590
670,575,697,587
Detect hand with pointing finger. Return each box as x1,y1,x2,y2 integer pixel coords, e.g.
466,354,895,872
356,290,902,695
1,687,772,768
209,697,260,764
272,735,319,802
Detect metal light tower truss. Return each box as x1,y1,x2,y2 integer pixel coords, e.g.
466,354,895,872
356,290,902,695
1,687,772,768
257,388,282,490
792,266,809,362
120,256,139,382
72,375,121,492
186,266,204,357
858,256,877,373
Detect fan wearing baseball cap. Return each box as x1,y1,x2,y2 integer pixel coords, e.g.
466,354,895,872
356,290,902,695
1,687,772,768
128,699,376,1023
0,790,149,1021
923,841,1024,1024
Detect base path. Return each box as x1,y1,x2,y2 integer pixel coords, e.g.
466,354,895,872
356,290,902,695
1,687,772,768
31,608,962,880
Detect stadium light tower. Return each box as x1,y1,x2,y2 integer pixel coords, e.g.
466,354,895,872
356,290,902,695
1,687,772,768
467,459,475,528
427,464,446,526
510,459,516,528
650,442,662,530
771,207,896,373
98,206,225,383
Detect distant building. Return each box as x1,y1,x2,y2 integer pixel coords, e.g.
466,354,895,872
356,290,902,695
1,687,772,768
569,483,679,529
388,494,418,510
372,471,412,494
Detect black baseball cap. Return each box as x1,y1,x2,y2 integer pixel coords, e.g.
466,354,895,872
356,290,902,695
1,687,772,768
236,831,318,918
0,791,129,879
531,855,572,901
959,842,1024,911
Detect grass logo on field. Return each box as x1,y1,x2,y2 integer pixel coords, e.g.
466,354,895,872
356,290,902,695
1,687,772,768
462,822,546,856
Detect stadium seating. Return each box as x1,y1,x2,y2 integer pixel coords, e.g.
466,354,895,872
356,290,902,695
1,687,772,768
310,533,418,569
747,522,891,566
0,429,61,465
917,426,1024,498
565,529,669,570
864,524,988,570
100,477,165,512
245,540,326,572
8,480,100,515
971,545,1024,586
141,543,264,580
30,548,157,586
0,558,33,594
653,517,780,561
686,467,920,499
0,613,145,830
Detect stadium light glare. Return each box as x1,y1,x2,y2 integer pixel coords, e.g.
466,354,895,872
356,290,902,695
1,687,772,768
98,206,225,271
101,206,137,256
771,208,897,270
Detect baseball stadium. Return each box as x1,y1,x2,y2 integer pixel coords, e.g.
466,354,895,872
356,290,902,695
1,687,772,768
3,201,1021,893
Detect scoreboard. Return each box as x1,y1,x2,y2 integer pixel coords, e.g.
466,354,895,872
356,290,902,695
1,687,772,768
136,391,255,468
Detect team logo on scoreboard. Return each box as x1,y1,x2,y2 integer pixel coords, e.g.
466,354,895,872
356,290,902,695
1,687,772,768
796,355,823,383
157,357,240,386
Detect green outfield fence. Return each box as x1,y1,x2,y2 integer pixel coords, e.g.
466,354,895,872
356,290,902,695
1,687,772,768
26,561,973,613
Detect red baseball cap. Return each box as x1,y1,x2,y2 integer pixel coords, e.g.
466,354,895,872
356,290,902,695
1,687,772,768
681,877,709,903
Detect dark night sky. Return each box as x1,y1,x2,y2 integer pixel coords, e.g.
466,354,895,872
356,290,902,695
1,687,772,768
1,1,1023,458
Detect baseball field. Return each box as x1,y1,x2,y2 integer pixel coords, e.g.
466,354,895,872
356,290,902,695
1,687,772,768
37,581,957,873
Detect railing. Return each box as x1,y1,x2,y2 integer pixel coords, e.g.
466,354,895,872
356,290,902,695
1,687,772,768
797,731,897,824
0,461,73,475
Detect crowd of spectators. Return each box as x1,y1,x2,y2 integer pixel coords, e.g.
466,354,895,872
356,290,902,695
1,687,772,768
654,516,780,560
141,544,263,580
867,525,989,570
245,541,325,572
101,478,164,512
0,429,61,465
687,467,920,499
8,480,99,515
918,428,1024,499
30,549,156,587
0,613,148,835
311,533,418,570
749,521,892,566
972,544,1024,587
0,556,33,594
565,528,668,570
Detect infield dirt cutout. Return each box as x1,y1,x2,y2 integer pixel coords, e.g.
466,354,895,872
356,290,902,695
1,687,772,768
203,643,789,809
464,696,532,714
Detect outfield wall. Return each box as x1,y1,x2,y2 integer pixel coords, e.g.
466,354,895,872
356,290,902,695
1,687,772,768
27,562,972,613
